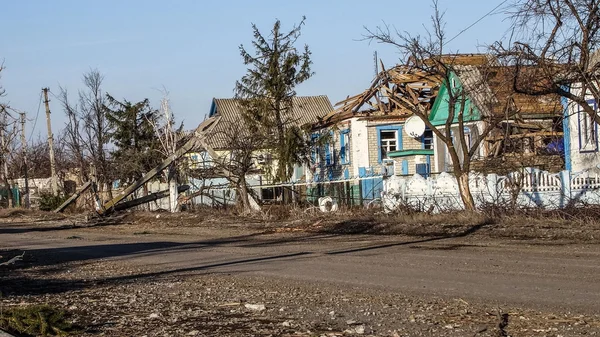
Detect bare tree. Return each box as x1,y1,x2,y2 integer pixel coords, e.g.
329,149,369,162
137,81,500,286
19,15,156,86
212,121,265,213
0,105,19,207
0,60,5,98
361,1,522,211
495,0,600,123
57,86,87,183
61,70,113,194
81,70,112,187
146,90,185,212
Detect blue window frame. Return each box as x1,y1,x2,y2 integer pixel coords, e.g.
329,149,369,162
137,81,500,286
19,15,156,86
340,129,351,165
578,99,598,153
325,141,333,166
310,133,320,166
376,125,403,163
421,129,434,150
325,131,335,166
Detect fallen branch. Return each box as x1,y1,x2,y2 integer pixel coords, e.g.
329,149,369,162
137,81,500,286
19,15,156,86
0,253,24,267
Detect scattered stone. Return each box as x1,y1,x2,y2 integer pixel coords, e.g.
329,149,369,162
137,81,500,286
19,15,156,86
354,325,365,334
244,303,266,311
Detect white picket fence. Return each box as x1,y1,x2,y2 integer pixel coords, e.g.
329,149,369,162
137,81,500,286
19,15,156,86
382,168,600,212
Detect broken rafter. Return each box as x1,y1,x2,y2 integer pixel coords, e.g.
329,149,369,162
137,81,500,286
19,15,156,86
328,64,440,122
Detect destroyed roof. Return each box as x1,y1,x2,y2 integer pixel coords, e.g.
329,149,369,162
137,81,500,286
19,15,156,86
456,65,563,118
203,96,333,150
321,54,497,125
323,65,441,124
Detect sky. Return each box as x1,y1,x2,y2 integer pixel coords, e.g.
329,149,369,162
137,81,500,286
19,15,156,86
1,0,513,141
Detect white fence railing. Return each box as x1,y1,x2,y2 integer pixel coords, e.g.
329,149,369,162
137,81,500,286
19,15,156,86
382,168,600,212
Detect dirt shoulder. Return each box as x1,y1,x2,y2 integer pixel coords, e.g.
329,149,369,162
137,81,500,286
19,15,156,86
1,210,600,336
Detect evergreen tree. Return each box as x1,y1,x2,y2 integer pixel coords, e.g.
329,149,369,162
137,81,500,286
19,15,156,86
235,17,313,182
105,95,161,183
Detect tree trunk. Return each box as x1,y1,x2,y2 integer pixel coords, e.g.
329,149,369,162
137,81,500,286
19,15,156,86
456,172,476,211
237,179,251,213
168,165,178,213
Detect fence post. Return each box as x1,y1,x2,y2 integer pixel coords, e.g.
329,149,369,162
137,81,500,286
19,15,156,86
358,180,363,206
559,170,571,207
345,181,351,206
487,173,498,202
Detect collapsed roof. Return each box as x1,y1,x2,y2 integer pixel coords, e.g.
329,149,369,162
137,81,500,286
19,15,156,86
322,54,563,126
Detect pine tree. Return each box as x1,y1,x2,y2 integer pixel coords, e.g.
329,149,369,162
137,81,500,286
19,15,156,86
235,17,313,182
105,95,160,183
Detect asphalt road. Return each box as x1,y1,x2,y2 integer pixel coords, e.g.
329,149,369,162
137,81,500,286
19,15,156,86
2,221,600,314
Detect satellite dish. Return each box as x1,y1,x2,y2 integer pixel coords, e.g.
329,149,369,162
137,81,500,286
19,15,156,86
404,116,426,138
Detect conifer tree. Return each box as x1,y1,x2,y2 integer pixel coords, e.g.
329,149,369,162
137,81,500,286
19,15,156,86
105,95,160,182
235,17,313,182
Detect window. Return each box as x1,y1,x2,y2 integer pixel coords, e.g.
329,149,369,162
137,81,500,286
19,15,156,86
416,163,430,178
578,100,598,152
340,130,350,164
199,151,213,168
325,141,334,166
463,127,472,150
313,146,321,167
311,133,321,167
422,129,434,150
380,130,397,159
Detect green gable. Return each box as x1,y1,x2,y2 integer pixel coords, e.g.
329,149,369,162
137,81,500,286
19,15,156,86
429,72,481,126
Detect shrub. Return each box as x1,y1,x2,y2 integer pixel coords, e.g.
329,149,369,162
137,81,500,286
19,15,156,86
0,304,77,336
38,193,69,212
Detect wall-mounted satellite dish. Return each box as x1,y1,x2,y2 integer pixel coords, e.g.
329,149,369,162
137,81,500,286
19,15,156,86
404,116,426,138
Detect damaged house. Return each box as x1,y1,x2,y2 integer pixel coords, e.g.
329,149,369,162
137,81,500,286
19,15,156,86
309,54,564,202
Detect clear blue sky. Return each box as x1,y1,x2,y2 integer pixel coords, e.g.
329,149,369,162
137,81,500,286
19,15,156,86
1,0,511,141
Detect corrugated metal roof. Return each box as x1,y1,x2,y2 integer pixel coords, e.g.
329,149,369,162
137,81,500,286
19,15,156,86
203,96,333,150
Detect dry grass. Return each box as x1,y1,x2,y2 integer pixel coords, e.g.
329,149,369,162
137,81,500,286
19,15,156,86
2,203,599,242
0,209,66,221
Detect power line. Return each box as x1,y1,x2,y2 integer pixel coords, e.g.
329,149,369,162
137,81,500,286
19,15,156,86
28,90,43,143
444,0,509,47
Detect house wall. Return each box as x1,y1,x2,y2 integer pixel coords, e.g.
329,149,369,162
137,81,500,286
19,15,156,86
432,121,485,173
307,121,354,182
351,118,369,177
428,72,480,127
365,120,428,175
565,87,600,172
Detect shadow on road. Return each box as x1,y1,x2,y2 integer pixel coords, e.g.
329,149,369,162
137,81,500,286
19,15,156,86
325,220,492,255
1,220,493,297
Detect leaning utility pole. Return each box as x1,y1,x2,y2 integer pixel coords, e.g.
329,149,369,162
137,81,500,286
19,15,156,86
20,112,30,208
43,88,59,196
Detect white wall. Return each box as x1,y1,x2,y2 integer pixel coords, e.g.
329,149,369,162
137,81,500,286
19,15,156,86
432,121,483,173
351,117,370,177
566,85,600,172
